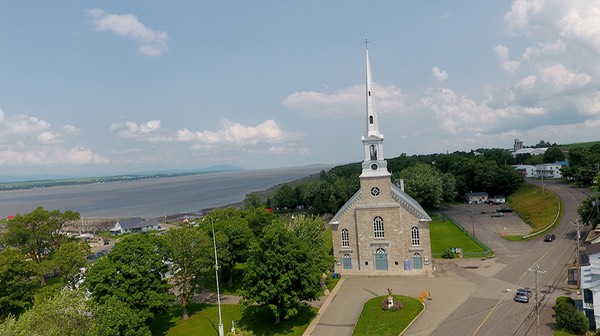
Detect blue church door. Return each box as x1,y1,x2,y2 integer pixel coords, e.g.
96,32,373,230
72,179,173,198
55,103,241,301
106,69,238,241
375,248,388,270
342,254,352,269
412,253,423,270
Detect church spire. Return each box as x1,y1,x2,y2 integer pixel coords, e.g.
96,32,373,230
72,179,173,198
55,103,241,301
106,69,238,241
360,40,390,178
365,39,380,137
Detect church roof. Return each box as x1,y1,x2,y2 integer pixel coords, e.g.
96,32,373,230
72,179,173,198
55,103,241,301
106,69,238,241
328,183,431,225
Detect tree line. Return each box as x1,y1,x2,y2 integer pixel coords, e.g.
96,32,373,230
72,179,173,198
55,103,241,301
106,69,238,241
0,204,332,334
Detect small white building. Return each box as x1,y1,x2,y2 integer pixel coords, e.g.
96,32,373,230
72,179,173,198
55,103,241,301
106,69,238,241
512,147,548,157
109,218,159,235
513,165,536,178
464,192,489,204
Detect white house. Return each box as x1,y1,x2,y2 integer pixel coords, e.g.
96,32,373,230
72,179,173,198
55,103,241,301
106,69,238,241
580,242,600,330
109,218,160,235
535,163,563,179
513,165,536,178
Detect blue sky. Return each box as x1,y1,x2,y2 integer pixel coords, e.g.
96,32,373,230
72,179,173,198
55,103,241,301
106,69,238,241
1,1,600,177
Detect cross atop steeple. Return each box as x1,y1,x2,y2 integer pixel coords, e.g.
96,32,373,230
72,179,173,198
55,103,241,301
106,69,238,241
364,38,369,50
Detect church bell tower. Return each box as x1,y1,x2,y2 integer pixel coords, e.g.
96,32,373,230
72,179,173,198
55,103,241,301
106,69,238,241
360,42,390,179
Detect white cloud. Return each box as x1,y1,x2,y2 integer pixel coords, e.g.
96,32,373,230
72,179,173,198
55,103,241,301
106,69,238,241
432,66,448,82
283,84,405,117
494,45,521,73
0,108,108,167
537,63,591,90
110,120,172,142
176,119,299,148
87,8,169,57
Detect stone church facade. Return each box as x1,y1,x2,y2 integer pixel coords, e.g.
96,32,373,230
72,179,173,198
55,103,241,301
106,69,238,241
329,46,433,276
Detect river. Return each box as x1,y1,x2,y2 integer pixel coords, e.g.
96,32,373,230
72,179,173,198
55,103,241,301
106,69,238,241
0,165,332,218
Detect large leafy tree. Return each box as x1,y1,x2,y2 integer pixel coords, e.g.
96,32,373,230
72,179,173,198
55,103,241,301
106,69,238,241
85,234,172,322
53,240,91,289
204,209,254,287
240,222,321,324
0,248,39,320
396,163,444,208
162,226,212,320
579,195,600,229
2,207,80,285
0,289,94,336
285,215,333,273
90,298,151,336
543,146,565,163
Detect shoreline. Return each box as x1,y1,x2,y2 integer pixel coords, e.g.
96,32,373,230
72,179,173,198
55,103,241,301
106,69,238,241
166,173,321,222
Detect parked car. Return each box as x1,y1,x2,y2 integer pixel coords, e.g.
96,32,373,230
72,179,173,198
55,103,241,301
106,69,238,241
514,293,529,303
491,212,504,217
497,207,513,213
544,234,556,242
516,288,532,298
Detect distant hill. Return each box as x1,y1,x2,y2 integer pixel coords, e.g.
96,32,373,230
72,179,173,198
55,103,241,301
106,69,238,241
559,140,600,149
0,165,245,189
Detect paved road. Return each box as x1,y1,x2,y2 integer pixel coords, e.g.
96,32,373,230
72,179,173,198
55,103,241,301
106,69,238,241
310,179,591,336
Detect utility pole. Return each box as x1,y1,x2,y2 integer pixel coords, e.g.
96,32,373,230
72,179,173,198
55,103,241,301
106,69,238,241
528,265,547,336
572,220,582,289
471,209,475,238
210,218,224,336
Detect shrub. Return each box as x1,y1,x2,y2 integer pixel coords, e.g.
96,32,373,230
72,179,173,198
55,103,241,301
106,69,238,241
381,299,404,312
554,301,589,334
556,296,575,307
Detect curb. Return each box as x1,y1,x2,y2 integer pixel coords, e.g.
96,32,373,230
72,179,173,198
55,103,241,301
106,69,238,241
303,277,345,336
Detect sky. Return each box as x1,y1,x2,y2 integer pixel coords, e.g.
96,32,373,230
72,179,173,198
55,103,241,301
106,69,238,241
1,1,600,177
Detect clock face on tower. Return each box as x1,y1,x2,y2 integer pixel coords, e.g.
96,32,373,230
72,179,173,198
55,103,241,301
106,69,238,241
370,163,378,170
370,187,380,197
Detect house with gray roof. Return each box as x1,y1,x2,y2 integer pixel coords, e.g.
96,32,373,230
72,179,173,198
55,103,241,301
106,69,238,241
109,218,159,235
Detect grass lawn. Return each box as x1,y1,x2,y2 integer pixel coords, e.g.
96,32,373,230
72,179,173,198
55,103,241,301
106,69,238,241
553,329,579,336
429,216,487,256
507,182,562,236
353,295,423,336
150,303,317,336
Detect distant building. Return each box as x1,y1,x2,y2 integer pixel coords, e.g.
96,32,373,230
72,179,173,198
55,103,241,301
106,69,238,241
329,46,432,276
489,195,506,204
513,165,536,178
535,163,563,179
464,192,489,204
580,241,600,330
109,218,159,235
512,147,548,157
514,138,523,151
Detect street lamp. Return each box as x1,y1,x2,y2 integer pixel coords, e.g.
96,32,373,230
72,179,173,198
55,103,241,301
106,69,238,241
528,265,547,336
211,218,224,336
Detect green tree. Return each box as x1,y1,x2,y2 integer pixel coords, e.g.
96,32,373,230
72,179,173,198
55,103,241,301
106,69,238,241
2,207,80,285
543,146,566,163
0,289,94,336
162,226,212,320
554,301,589,334
90,298,151,336
285,215,333,273
243,192,264,210
204,209,255,287
85,234,172,322
271,184,297,210
0,249,39,320
53,240,91,289
243,207,278,237
396,163,444,208
240,222,321,324
579,195,600,229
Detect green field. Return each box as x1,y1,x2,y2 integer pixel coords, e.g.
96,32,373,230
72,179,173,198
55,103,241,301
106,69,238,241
429,216,489,257
507,183,562,236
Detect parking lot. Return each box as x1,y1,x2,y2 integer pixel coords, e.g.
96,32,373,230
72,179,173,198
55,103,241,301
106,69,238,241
444,203,533,238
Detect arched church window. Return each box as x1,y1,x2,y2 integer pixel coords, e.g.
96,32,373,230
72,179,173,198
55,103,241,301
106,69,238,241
341,229,349,247
411,226,420,246
369,115,374,124
373,216,384,238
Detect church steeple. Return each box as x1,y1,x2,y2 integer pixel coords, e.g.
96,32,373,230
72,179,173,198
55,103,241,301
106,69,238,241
360,40,390,178
365,43,380,137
